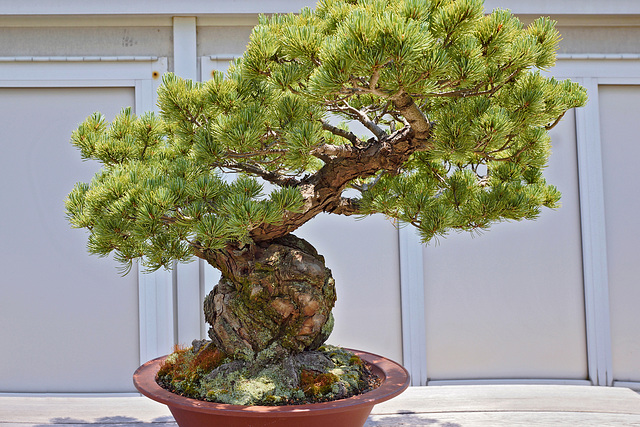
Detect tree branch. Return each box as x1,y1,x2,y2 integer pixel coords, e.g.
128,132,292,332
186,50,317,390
370,69,381,91
324,197,360,216
225,149,287,159
415,70,521,100
221,162,300,187
360,170,387,192
545,111,566,130
310,143,355,162
331,101,387,141
248,125,419,242
320,120,361,146
391,91,431,143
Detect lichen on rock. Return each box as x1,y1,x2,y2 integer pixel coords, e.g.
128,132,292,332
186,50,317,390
156,341,380,406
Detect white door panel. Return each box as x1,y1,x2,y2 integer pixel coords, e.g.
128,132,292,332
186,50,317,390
423,111,588,381
0,87,139,392
599,85,640,383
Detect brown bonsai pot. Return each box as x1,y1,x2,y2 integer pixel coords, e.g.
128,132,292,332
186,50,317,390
133,349,410,427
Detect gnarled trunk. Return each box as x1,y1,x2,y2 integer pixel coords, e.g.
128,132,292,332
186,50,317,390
200,234,336,359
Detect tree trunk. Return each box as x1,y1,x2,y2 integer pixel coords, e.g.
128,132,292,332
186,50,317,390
199,234,336,359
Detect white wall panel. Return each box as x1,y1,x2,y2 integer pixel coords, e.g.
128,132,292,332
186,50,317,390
197,26,252,58
422,112,588,381
599,85,640,383
0,87,139,392
2,4,638,394
297,214,404,364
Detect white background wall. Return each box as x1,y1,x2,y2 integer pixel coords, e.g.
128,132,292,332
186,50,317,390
599,85,640,384
422,111,588,382
0,87,139,392
297,214,403,363
0,58,166,393
0,1,639,393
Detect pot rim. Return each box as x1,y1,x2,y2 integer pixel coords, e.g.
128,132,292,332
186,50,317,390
133,348,410,418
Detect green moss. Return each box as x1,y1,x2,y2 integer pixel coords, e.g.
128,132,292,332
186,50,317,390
300,369,339,397
349,354,364,367
202,364,306,405
156,343,228,399
156,343,378,406
320,312,335,339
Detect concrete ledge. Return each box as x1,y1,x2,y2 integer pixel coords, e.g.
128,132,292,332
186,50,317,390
366,385,640,426
2,385,640,427
0,395,173,426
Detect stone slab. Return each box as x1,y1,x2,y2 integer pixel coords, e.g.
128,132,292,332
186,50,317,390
2,385,640,426
366,412,640,426
370,384,640,416
0,396,173,425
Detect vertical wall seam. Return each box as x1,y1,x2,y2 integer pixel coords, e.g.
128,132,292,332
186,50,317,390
399,225,428,386
135,58,171,364
172,17,197,80
171,16,199,348
574,77,613,386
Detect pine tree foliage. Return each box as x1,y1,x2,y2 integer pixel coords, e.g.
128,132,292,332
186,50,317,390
66,0,587,272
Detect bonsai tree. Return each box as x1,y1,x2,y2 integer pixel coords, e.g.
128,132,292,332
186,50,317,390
67,0,586,402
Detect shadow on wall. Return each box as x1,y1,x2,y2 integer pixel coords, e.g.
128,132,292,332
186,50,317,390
34,415,176,426
365,412,462,427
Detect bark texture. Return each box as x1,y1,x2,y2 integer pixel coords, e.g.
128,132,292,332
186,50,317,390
249,124,425,242
200,234,336,358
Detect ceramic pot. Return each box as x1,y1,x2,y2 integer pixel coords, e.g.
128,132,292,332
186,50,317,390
133,349,410,427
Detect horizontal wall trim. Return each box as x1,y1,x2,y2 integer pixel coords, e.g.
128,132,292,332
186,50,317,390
0,57,167,89
613,381,640,390
0,16,172,27
3,0,640,16
2,14,638,29
0,80,138,87
208,55,239,61
3,54,638,64
0,56,159,62
558,53,640,60
0,0,317,16
428,379,593,386
0,15,259,28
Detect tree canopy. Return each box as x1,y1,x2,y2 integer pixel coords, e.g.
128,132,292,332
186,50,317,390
66,0,587,274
